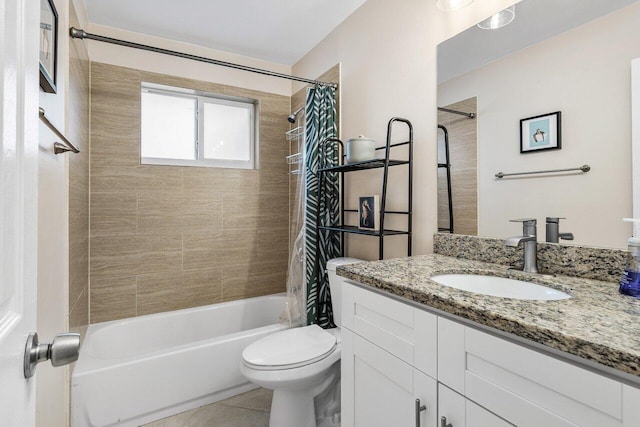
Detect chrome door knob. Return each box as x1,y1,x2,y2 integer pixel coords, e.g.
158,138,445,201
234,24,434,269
24,332,80,378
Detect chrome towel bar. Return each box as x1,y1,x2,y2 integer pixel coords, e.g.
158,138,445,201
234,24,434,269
39,107,80,155
495,164,590,179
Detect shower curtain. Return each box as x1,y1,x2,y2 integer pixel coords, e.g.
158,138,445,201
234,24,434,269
304,84,340,328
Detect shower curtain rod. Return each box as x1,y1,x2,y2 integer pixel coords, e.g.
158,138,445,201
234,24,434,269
69,27,338,88
438,107,475,119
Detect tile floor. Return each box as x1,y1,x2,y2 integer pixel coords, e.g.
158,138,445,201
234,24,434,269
143,388,273,427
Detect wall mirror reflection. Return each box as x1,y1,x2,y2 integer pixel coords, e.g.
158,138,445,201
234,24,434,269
437,0,640,249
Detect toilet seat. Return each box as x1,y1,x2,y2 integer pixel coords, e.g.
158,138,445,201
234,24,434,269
242,325,337,371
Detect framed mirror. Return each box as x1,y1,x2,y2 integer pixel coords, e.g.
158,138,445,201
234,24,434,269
437,0,640,249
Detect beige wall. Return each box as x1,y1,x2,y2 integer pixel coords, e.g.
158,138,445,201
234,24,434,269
68,4,90,330
437,97,478,236
439,3,640,249
89,63,290,323
292,0,516,260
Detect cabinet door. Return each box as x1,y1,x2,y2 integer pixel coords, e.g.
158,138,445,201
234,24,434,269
342,329,437,427
342,328,413,427
438,384,513,427
415,369,438,427
438,384,466,427
623,385,640,427
466,401,513,427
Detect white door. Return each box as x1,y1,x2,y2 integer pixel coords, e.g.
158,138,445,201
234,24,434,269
0,0,40,425
343,329,414,427
438,384,513,427
342,329,438,427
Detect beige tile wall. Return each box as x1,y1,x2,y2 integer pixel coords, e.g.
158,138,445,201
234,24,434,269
89,63,290,323
437,97,478,236
68,5,90,328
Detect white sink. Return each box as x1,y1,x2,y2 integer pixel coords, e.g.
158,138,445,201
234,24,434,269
430,274,571,301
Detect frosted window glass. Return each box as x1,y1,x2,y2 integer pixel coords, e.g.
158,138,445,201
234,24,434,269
202,102,251,161
141,92,196,160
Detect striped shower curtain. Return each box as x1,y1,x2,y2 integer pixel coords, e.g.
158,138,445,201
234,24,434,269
304,84,340,328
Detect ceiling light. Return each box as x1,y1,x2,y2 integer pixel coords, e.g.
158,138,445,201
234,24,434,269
436,0,475,12
477,5,515,30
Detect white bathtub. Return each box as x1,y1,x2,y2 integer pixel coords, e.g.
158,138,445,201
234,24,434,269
72,294,287,427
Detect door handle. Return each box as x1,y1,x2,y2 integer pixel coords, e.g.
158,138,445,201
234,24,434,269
415,399,427,427
441,416,453,427
24,332,80,378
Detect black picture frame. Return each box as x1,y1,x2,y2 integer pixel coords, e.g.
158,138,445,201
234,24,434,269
520,111,561,154
358,195,380,231
39,0,58,94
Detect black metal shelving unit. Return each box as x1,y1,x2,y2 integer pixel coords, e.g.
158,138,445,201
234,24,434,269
437,124,454,233
317,117,413,260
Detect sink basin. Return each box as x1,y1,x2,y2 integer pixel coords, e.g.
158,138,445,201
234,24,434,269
430,274,571,301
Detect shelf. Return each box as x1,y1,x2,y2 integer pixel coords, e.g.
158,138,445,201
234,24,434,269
319,225,410,236
317,118,413,260
344,209,410,215
286,126,304,141
319,159,409,173
287,152,303,164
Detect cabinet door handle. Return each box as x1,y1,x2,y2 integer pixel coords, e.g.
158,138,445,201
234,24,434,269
441,416,453,427
415,399,427,427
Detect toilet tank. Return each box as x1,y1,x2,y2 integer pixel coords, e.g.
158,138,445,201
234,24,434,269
326,257,363,328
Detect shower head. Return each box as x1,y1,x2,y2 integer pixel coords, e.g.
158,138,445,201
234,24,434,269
288,107,304,123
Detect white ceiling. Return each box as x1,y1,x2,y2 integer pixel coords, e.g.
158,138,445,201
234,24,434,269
83,0,367,65
438,0,640,84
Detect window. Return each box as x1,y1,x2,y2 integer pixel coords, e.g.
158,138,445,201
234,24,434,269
141,83,257,169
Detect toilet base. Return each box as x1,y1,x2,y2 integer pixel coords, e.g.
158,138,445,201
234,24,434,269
269,389,317,427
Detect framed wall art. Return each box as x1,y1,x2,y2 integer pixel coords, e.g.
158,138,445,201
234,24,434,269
39,0,58,93
520,111,561,153
358,195,380,231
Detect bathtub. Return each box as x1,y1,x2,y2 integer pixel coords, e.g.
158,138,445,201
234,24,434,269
72,294,287,427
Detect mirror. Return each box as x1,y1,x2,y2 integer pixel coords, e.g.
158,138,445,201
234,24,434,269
437,0,640,249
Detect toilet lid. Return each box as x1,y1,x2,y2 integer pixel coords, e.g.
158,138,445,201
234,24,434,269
242,325,337,370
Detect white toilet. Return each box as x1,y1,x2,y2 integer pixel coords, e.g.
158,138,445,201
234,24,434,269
241,257,362,427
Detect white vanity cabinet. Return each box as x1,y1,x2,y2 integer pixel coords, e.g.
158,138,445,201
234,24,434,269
341,283,438,427
341,282,640,427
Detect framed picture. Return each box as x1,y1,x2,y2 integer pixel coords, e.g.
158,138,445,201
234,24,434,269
520,111,561,153
39,0,58,93
358,195,380,231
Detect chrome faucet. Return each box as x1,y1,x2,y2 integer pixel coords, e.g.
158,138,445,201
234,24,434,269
545,217,574,243
505,218,538,274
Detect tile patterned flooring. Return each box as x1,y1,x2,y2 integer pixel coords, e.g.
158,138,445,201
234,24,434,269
143,388,273,427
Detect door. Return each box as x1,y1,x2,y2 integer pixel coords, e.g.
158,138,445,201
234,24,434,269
0,0,40,425
438,384,513,427
343,329,414,427
342,329,437,427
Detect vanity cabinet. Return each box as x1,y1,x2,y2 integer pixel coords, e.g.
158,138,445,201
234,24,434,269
341,282,640,427
341,282,438,427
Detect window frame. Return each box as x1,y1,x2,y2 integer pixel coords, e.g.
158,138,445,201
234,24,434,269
140,82,258,169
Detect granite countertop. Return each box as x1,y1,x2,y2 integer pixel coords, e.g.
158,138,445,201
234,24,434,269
337,254,640,377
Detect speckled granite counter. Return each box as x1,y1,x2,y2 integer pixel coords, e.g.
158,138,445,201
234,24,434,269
337,254,640,378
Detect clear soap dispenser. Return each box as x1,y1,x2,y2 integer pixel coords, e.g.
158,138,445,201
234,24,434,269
620,219,640,297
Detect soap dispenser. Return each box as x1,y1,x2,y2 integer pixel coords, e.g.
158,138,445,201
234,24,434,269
620,218,640,297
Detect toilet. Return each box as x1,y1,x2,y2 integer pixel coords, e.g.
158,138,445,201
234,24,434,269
240,257,362,427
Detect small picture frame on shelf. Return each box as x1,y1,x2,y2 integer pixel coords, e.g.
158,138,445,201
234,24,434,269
358,195,380,231
520,111,561,153
39,0,58,93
